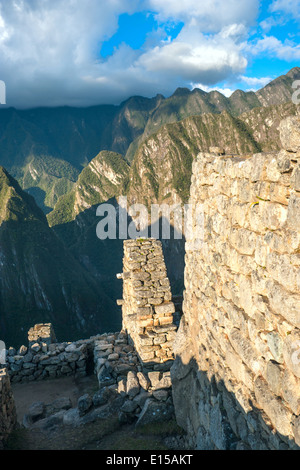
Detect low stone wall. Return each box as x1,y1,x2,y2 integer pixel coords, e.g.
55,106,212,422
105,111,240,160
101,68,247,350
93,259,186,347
6,324,91,383
0,368,17,447
171,116,300,450
92,330,174,426
120,238,178,371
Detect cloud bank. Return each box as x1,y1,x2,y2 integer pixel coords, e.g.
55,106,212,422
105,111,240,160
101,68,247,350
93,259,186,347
0,0,297,108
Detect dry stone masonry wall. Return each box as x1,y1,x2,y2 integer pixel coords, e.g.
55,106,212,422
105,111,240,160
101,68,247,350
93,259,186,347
18,330,175,431
6,324,91,383
120,238,177,371
92,330,174,427
28,323,57,346
0,368,17,447
171,116,300,450
1,241,181,444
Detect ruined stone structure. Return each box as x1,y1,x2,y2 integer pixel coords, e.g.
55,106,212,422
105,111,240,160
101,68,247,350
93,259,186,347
3,115,300,450
0,368,17,447
28,323,57,347
6,324,90,383
171,116,300,450
120,238,177,371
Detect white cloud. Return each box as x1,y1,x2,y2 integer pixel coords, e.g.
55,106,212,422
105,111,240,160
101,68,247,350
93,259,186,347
148,0,259,31
259,17,279,32
241,75,273,88
270,0,300,18
0,0,142,107
250,35,300,60
137,26,248,84
192,83,235,97
0,0,261,108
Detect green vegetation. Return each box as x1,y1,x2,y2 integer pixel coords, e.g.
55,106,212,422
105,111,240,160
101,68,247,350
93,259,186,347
48,150,129,228
0,167,118,347
9,155,80,213
0,68,298,347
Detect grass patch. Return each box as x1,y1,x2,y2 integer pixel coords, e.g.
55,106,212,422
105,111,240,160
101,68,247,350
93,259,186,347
136,419,185,438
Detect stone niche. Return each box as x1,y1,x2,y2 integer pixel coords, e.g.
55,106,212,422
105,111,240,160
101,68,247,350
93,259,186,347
119,238,178,371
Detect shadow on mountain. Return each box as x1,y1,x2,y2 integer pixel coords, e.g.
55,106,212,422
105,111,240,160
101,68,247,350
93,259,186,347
24,187,52,214
51,201,186,335
0,214,119,349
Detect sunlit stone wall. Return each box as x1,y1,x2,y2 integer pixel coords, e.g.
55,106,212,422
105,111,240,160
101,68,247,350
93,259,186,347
171,116,300,450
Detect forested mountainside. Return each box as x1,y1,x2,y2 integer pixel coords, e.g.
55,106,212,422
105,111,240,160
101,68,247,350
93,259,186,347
0,167,119,347
0,67,298,212
0,67,299,347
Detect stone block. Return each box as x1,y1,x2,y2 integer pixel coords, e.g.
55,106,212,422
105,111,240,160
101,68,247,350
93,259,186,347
135,398,174,428
254,377,292,437
283,332,300,379
126,371,140,398
279,116,300,153
287,192,300,231
154,302,175,315
266,361,282,396
282,369,300,415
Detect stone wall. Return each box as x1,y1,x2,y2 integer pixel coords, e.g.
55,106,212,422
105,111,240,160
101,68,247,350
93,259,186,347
6,324,91,383
28,323,57,346
120,238,178,371
171,116,300,450
0,368,17,447
92,330,174,426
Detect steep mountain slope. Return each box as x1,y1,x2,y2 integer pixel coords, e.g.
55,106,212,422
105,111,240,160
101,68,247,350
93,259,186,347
0,167,118,347
0,95,163,171
124,88,260,162
48,150,129,228
0,96,162,210
14,155,80,213
256,67,300,107
48,110,261,299
124,67,300,162
126,111,261,207
47,151,130,305
239,101,298,152
1,67,299,213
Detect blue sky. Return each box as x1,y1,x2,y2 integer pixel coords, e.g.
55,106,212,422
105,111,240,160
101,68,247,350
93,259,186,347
0,0,300,108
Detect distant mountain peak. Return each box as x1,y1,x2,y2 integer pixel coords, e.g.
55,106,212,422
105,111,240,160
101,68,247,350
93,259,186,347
286,66,300,78
172,87,191,97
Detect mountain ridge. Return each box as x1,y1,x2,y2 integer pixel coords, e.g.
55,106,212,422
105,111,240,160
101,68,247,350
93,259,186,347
1,67,300,346
0,168,119,347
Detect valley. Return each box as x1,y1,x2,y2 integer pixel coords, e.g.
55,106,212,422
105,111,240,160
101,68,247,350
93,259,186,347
0,67,299,347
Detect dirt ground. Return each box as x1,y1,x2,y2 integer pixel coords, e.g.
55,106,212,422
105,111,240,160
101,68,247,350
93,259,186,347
12,374,99,424
6,374,184,451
